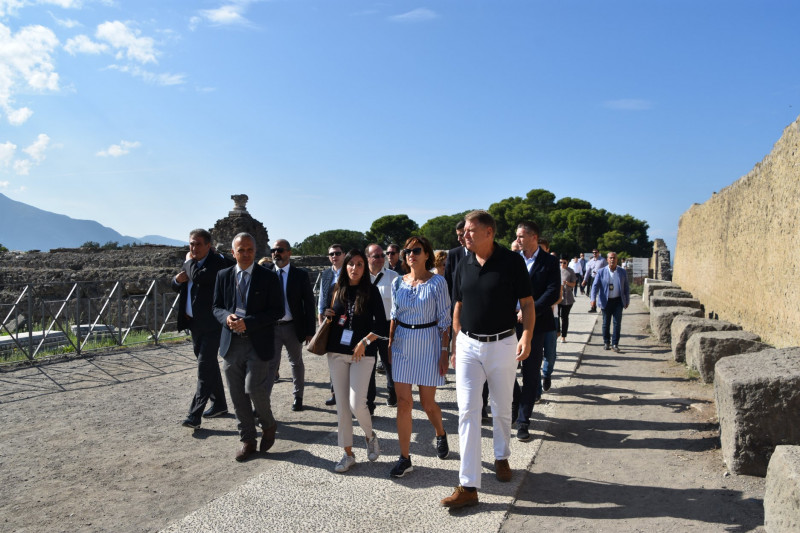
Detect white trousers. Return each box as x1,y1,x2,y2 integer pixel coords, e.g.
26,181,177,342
327,352,375,448
455,331,518,489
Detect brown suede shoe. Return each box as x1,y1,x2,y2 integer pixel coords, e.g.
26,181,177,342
235,439,257,462
260,423,277,453
440,485,478,508
495,459,512,482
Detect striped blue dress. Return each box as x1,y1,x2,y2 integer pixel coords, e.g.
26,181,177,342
390,274,451,387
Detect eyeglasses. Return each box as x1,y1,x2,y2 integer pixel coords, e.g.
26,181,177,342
369,254,386,259
328,251,343,257
270,247,286,254
386,251,398,256
403,247,423,256
560,261,567,264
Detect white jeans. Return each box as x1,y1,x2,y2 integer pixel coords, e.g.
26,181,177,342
455,331,518,489
327,352,375,448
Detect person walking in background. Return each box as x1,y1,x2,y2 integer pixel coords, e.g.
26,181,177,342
591,251,630,353
432,250,447,275
569,254,583,297
558,254,577,345
388,236,451,478
583,249,607,312
386,244,405,275
441,210,534,509
364,243,398,411
443,219,467,299
213,233,284,462
319,243,344,406
266,239,316,412
173,229,233,430
322,249,388,473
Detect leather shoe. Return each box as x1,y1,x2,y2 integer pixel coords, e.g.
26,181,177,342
604,343,611,350
440,485,478,508
235,439,257,462
181,416,201,429
481,405,490,421
325,395,336,406
543,377,551,392
292,397,303,412
260,424,277,452
387,391,397,407
202,405,228,418
495,459,512,482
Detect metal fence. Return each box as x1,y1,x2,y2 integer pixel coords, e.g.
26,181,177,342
0,280,186,364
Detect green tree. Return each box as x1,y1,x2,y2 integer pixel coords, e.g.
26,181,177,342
0,243,7,253
555,197,592,211
567,209,608,251
81,241,100,249
294,230,368,255
101,241,119,250
607,214,651,256
365,214,419,248
419,212,469,250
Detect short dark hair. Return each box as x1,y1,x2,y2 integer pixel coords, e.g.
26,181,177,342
455,219,466,231
329,243,343,252
464,210,496,234
516,221,540,237
402,235,435,272
539,237,549,247
189,228,212,244
387,244,400,252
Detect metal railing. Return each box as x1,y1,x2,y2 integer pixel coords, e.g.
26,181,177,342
0,280,186,364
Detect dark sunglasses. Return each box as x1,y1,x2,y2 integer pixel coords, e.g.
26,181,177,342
386,250,398,255
369,253,386,259
560,261,568,264
403,247,423,256
328,251,343,257
270,247,286,254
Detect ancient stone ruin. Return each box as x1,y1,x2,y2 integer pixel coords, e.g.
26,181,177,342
210,194,269,258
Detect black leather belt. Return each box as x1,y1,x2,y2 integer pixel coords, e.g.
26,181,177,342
463,329,515,343
396,320,437,330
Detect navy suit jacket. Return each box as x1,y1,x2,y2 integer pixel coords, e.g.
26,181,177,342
444,246,467,301
213,264,284,361
268,263,317,342
524,247,561,334
172,252,233,331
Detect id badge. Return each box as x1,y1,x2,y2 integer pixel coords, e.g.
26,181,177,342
340,329,354,345
609,283,615,291
338,315,347,326
235,307,247,318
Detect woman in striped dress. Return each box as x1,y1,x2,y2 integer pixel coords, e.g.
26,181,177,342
387,236,451,478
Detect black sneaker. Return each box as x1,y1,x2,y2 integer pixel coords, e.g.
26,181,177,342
376,361,386,374
390,455,413,478
436,433,449,459
517,423,531,441
481,405,490,421
387,392,397,407
202,405,228,418
603,343,610,350
181,416,201,429
543,377,551,392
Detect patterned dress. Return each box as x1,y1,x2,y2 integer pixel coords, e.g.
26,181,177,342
390,274,451,387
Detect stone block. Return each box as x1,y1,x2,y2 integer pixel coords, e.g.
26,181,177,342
765,445,800,533
650,306,703,343
714,348,800,476
670,316,742,363
653,289,694,299
650,296,702,309
643,280,679,310
686,330,769,383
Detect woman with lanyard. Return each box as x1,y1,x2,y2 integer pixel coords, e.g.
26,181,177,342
322,249,388,473
387,236,452,478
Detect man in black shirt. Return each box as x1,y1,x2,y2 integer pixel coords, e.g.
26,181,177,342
440,210,535,509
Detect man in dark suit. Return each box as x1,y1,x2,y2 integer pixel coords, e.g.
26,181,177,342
266,239,316,412
386,244,405,275
512,221,561,441
213,232,284,462
443,219,467,299
173,228,233,429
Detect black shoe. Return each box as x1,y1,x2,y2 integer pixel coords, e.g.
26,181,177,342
202,405,228,418
292,397,303,411
390,455,413,478
181,416,201,429
543,377,551,392
274,372,280,383
517,423,531,442
436,433,449,459
387,392,397,407
368,404,376,416
604,343,610,350
612,345,621,353
481,406,490,421
325,396,336,406
588,308,597,313
376,361,386,374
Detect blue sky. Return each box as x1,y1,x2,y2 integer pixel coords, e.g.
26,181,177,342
1,0,798,254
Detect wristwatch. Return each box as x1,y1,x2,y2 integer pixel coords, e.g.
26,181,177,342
362,337,372,346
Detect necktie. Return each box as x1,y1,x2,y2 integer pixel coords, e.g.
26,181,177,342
279,269,290,318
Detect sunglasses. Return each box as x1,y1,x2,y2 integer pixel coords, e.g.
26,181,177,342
270,247,286,254
560,261,567,264
386,251,398,255
403,247,423,256
369,253,386,259
328,251,343,257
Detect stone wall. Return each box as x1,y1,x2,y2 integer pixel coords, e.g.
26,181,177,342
673,115,800,348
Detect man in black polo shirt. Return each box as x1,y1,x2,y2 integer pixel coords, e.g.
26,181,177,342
440,210,535,509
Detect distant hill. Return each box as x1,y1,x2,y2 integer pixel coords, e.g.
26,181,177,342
0,193,184,251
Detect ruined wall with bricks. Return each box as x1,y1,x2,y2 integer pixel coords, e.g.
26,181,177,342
673,115,800,348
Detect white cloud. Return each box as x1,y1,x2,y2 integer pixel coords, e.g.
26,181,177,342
1,0,83,17
49,11,81,28
388,8,439,23
13,158,31,175
0,141,16,167
192,0,258,29
107,64,185,86
0,22,60,125
64,34,108,55
603,99,653,111
0,180,9,188
23,133,49,162
96,20,157,64
96,140,141,157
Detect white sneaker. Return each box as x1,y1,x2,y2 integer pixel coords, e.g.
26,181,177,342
366,431,380,462
334,453,356,473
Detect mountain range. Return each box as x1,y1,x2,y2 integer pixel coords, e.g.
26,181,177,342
0,193,184,251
